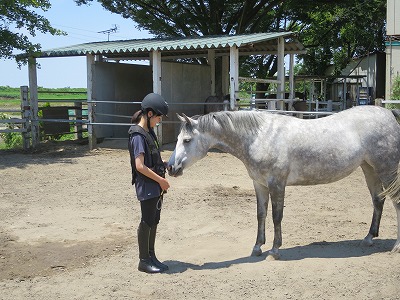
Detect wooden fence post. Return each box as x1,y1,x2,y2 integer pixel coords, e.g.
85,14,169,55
375,98,383,107
87,54,97,150
28,57,39,148
75,101,83,140
20,86,30,150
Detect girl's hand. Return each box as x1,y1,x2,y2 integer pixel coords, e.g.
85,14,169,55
159,177,170,191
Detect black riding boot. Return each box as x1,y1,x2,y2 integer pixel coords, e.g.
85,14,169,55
137,221,161,273
149,224,169,271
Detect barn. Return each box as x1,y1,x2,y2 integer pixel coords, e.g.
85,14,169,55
26,32,306,148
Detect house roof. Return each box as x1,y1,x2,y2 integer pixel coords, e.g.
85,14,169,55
36,32,306,60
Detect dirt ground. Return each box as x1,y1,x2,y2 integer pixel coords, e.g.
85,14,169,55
0,140,399,300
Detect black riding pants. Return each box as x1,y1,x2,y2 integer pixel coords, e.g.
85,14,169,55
140,196,162,227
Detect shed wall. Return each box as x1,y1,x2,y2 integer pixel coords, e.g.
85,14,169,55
93,61,211,144
93,62,152,139
161,62,211,143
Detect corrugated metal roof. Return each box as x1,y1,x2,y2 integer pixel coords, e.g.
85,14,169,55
38,32,306,59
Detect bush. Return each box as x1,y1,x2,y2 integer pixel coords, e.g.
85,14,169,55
388,75,400,109
0,113,23,149
392,75,400,99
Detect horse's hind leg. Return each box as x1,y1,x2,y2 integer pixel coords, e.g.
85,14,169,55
252,181,269,256
393,201,400,252
361,163,385,246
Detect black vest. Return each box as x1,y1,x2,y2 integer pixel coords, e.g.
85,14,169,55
128,125,165,185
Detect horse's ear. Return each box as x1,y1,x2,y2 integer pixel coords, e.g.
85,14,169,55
181,113,191,124
176,113,186,122
177,113,197,129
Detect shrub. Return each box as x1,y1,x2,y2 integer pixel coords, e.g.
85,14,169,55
0,113,23,149
388,75,400,110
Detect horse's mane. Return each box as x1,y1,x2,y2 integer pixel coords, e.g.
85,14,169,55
197,110,265,135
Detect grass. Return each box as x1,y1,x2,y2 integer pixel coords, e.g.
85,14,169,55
0,86,87,111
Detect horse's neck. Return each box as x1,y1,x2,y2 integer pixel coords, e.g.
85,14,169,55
208,126,250,160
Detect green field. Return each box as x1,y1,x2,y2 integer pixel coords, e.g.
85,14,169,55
0,86,87,110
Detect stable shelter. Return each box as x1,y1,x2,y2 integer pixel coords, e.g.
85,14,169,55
28,32,306,148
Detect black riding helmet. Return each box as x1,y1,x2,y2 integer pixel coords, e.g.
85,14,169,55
141,93,169,117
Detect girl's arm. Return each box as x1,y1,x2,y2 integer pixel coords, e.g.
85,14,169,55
135,153,170,191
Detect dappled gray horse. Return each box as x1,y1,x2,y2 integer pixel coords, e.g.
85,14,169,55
168,106,400,259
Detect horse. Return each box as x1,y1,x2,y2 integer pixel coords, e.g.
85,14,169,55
167,106,400,259
204,94,231,114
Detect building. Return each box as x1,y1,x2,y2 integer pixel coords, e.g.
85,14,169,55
26,32,306,148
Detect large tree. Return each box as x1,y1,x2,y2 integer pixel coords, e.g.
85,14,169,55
0,0,63,63
75,0,386,92
295,0,387,76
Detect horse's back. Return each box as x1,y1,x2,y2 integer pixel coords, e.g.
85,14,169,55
256,106,400,185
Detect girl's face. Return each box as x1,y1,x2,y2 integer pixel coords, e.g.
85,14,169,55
148,112,163,128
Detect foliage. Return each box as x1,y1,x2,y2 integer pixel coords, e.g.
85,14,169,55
386,75,400,110
75,0,386,93
0,113,22,149
391,75,400,100
296,0,386,76
0,0,64,64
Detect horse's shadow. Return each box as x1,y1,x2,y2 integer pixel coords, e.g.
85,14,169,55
163,239,396,274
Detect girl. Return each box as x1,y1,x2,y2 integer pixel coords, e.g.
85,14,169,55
128,93,170,273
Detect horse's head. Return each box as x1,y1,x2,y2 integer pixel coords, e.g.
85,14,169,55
167,113,211,177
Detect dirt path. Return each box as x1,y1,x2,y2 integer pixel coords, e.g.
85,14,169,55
0,140,399,299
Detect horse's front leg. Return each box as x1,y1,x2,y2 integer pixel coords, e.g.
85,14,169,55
268,181,286,260
251,181,269,256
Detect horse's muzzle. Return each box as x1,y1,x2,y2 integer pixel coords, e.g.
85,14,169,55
167,165,183,177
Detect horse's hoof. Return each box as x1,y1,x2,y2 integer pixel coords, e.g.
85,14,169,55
251,247,262,257
267,250,280,260
361,235,373,247
391,242,400,253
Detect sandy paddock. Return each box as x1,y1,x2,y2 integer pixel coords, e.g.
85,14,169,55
0,140,399,299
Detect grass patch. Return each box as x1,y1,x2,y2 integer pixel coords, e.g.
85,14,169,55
0,86,87,110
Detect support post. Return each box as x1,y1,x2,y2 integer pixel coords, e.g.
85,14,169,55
208,50,216,95
151,50,163,145
221,56,229,96
151,50,162,94
229,46,239,110
288,54,295,110
20,86,30,150
87,54,97,150
28,57,39,148
277,37,285,109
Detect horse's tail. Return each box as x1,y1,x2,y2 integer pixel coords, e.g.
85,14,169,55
382,168,400,204
392,109,400,120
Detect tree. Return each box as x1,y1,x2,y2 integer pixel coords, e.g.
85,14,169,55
75,1,386,94
296,0,386,76
0,0,63,63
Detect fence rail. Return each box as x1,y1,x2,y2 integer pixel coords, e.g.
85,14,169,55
4,86,399,151
0,86,89,149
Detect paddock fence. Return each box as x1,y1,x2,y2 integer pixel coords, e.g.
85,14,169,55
3,86,395,151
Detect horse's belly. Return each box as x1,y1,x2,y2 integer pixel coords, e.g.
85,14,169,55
286,158,361,186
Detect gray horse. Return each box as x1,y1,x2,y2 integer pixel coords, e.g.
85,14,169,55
167,106,400,259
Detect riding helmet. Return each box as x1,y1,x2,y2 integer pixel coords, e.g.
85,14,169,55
141,93,169,116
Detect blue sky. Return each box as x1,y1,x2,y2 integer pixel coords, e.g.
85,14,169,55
0,0,152,88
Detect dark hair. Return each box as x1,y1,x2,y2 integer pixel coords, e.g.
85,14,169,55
131,110,143,124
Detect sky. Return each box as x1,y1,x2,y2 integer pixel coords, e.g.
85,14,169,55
0,0,152,88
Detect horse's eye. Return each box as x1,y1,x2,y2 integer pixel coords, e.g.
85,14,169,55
183,138,191,143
